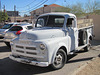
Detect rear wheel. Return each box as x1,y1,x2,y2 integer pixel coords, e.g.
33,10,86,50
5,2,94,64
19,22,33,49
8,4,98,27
84,40,91,51
51,49,67,70
4,42,11,48
79,31,87,45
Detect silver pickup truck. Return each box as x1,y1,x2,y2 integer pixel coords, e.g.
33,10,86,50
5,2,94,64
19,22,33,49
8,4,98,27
9,13,93,70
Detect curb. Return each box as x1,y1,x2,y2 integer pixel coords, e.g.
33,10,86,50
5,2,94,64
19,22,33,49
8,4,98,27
71,55,100,75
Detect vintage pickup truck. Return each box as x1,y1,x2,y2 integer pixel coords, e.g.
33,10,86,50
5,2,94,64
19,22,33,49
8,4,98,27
9,13,93,69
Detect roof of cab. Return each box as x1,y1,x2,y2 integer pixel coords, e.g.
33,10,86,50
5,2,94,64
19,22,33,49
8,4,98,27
39,12,76,17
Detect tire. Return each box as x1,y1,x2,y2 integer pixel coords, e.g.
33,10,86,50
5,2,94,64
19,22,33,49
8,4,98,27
51,49,67,70
79,31,87,45
84,40,91,51
83,31,87,45
4,42,11,48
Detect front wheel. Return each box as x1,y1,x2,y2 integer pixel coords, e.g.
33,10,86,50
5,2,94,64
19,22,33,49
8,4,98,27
51,49,67,70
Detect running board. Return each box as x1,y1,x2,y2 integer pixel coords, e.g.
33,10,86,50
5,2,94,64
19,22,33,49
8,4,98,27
69,44,88,55
76,44,88,51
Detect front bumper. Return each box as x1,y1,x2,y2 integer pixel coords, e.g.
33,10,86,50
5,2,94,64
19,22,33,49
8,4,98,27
9,54,49,67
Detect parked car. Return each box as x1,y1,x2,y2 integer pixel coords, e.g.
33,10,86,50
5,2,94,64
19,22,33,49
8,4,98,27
3,23,33,47
0,23,20,39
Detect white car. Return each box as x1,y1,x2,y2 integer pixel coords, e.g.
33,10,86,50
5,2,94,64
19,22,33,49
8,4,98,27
3,23,33,47
0,23,20,39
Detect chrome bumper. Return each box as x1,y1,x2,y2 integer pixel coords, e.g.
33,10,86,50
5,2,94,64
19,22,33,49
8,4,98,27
9,55,49,67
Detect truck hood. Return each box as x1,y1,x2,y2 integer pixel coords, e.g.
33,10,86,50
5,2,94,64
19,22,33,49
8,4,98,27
19,27,65,40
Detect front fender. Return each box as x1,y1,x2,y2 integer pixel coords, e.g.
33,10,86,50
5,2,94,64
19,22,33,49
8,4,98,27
51,42,68,64
36,37,69,65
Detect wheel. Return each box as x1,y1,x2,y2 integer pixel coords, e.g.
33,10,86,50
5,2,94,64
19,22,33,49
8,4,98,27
4,42,11,48
51,49,67,70
83,31,87,45
79,31,87,45
84,40,91,51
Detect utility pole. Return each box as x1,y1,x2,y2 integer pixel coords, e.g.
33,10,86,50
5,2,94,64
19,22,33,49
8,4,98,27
14,5,16,22
3,5,5,24
0,0,1,11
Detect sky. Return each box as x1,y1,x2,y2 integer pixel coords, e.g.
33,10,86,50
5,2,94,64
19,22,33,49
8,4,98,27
0,0,98,16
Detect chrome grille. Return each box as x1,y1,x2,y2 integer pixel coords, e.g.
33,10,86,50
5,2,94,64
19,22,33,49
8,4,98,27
15,45,37,57
26,52,37,55
16,50,24,53
16,45,24,49
26,47,36,50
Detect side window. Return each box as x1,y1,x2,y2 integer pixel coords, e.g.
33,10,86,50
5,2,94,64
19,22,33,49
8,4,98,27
37,18,44,27
54,18,64,27
66,18,74,27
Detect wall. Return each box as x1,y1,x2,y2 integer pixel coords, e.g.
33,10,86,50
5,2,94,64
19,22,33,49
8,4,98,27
89,14,100,40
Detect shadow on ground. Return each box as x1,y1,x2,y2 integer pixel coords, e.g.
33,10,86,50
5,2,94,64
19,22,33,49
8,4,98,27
0,46,11,52
91,40,100,46
0,57,54,75
0,39,11,52
67,57,93,63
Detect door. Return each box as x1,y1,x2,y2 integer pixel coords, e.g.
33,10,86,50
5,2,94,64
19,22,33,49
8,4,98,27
66,18,78,51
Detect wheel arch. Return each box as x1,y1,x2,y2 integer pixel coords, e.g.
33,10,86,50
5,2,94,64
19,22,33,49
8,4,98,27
51,44,68,64
89,35,93,40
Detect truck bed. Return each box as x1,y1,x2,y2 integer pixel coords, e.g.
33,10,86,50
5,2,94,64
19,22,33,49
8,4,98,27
77,19,93,29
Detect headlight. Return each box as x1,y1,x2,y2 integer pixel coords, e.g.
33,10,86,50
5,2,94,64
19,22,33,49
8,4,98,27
40,44,46,50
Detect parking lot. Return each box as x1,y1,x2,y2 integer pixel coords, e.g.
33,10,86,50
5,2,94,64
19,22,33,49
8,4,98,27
0,39,100,75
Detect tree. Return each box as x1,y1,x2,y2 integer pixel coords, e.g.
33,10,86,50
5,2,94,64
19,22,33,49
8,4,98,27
70,3,86,17
85,0,100,14
54,7,71,13
55,3,86,17
0,11,9,22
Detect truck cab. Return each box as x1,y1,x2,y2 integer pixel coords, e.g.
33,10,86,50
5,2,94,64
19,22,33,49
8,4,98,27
9,13,93,69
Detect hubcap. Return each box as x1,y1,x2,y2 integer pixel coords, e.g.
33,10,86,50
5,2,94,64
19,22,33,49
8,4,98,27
55,54,63,65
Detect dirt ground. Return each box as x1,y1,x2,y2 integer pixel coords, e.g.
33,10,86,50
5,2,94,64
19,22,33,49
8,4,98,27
74,56,100,75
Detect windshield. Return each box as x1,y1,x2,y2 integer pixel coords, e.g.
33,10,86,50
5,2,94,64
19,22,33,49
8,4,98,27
36,15,64,28
2,24,13,29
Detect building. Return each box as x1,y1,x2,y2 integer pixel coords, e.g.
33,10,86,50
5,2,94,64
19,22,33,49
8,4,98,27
30,4,66,19
89,14,100,40
7,11,19,17
10,16,32,23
